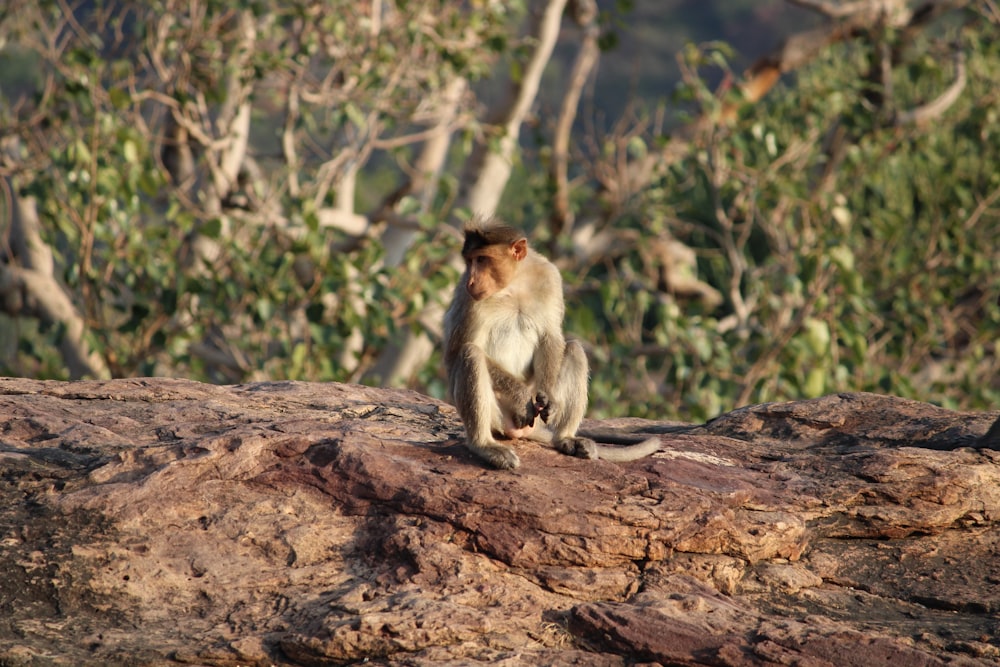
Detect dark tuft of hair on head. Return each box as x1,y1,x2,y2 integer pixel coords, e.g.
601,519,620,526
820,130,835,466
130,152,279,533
462,216,525,255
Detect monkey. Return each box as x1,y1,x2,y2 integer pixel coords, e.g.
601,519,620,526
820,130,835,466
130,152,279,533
443,216,662,470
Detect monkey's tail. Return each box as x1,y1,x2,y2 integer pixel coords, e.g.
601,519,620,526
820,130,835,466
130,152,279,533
579,430,662,462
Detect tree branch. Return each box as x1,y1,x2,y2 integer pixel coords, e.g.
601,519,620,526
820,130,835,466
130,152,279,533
549,0,600,250
456,0,569,217
785,0,875,18
0,179,110,379
895,49,966,126
370,0,569,388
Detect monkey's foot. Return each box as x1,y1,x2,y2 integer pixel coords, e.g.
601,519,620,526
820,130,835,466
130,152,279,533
469,442,520,469
554,436,598,460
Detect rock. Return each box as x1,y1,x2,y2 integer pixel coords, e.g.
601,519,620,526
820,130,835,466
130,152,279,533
0,379,998,665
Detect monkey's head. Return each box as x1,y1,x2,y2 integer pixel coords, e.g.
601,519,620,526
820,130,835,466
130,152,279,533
461,219,528,301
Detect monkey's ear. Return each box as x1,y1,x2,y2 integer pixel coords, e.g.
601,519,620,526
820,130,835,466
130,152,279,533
510,238,528,261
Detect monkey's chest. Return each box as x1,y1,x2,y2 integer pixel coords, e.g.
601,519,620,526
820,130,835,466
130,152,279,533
480,313,538,380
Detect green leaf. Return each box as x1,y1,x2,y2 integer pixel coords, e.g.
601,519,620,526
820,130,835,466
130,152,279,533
201,218,223,240
256,298,274,323
122,139,139,164
109,88,131,109
803,318,831,356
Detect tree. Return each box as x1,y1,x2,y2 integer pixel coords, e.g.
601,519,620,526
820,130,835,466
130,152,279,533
0,0,519,381
1,0,997,420
557,0,999,418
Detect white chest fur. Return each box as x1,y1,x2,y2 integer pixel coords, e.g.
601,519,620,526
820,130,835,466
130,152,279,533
473,299,539,381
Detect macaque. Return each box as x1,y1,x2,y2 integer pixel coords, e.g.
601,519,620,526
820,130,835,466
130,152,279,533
443,217,661,470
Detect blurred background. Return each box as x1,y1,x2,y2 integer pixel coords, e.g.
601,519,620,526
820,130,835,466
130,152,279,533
1,0,997,421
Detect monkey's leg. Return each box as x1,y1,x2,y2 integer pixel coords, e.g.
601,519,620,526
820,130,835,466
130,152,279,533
545,339,600,460
486,359,538,438
536,341,661,463
455,344,521,469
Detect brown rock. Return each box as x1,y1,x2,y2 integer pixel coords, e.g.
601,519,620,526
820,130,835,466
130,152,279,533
0,379,998,665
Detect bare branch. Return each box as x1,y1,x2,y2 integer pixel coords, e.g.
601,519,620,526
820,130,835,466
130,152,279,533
895,50,966,126
369,0,570,388
371,77,467,241
963,183,1000,232
282,85,302,198
0,265,110,379
549,0,600,248
370,0,382,37
0,177,110,379
371,117,469,151
456,0,569,217
6,189,53,277
785,0,875,18
214,10,257,200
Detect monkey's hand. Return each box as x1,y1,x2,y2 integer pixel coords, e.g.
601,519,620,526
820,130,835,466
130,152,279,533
511,394,538,430
534,391,553,424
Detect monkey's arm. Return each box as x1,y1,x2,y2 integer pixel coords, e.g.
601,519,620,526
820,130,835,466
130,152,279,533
529,332,567,423
531,333,564,390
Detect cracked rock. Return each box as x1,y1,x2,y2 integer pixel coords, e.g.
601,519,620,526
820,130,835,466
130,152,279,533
0,379,998,665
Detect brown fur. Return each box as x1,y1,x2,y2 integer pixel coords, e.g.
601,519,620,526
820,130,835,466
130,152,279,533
443,216,661,469
461,220,524,256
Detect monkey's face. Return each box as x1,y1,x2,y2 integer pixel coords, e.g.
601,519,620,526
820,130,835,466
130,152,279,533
463,239,527,301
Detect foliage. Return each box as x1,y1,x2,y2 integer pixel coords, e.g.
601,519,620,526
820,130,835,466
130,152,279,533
1,0,506,382
563,26,1000,420
1,1,998,423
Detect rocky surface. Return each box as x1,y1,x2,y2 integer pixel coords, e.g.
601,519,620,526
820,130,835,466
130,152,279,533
1,377,999,666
